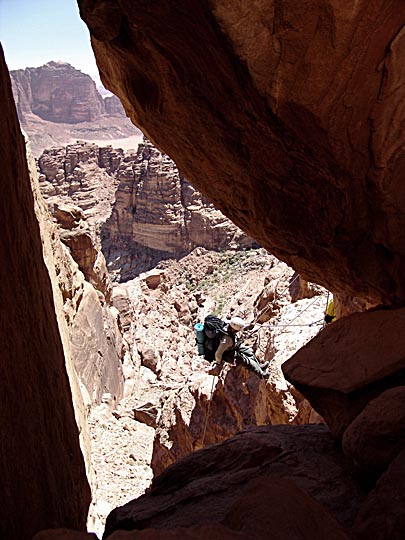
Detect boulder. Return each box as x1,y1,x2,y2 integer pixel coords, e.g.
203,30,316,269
352,448,405,540
102,477,350,540
342,386,405,476
133,402,159,428
105,425,364,537
282,307,405,437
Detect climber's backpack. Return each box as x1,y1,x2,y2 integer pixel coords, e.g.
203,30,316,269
202,315,227,362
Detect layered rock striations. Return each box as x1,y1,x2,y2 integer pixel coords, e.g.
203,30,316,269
38,138,256,280
78,0,405,306
101,139,257,279
38,141,123,231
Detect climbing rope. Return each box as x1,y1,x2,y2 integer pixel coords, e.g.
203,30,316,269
323,290,330,328
201,366,221,447
252,271,300,326
200,281,330,446
270,294,325,329
241,290,328,356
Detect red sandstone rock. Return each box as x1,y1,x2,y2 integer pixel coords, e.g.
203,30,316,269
0,45,90,539
104,425,361,538
32,530,98,540
282,307,405,437
10,62,137,156
100,477,351,539
78,0,405,305
222,477,350,540
342,386,405,476
12,61,104,123
151,364,294,477
352,448,405,540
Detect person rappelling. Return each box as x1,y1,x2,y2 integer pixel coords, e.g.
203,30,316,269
195,315,269,379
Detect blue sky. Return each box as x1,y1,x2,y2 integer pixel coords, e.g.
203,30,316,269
0,0,100,81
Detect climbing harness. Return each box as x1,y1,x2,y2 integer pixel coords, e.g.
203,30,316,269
200,279,332,446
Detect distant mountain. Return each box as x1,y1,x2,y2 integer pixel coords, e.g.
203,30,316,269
10,61,124,123
9,61,139,156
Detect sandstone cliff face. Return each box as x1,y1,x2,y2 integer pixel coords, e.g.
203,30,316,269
38,139,256,280
12,61,105,123
31,195,125,406
0,45,90,539
38,142,122,231
78,0,405,306
101,138,257,279
10,62,139,156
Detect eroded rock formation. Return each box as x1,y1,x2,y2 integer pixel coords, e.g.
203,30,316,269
9,62,138,156
32,148,126,407
38,142,122,230
0,45,90,539
101,138,257,278
38,139,256,280
11,61,105,123
78,0,405,306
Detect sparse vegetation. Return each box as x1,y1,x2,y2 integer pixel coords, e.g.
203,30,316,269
182,248,270,317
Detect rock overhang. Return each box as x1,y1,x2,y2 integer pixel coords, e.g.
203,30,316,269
77,0,405,305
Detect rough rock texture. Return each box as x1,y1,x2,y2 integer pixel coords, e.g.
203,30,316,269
282,306,405,437
107,250,326,478
101,138,257,279
104,425,362,538
38,142,123,230
151,367,270,477
351,448,405,540
0,46,90,539
33,155,125,407
342,386,405,476
78,0,405,306
81,247,329,535
87,400,155,534
10,61,138,156
11,61,105,123
38,138,256,280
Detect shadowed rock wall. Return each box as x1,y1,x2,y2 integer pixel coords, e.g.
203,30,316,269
0,46,90,539
77,0,405,306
